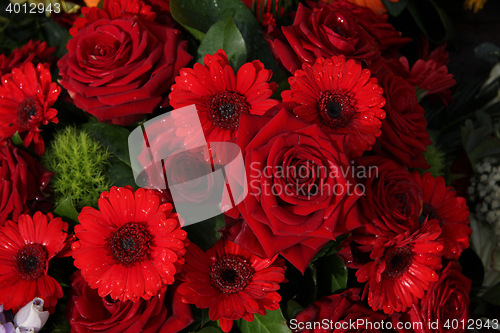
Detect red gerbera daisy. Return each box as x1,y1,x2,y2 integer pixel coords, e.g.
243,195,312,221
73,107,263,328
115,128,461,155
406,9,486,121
71,186,189,303
356,219,444,315
0,62,60,155
0,40,56,77
0,212,70,313
169,50,279,143
282,55,386,157
178,239,286,333
414,172,471,259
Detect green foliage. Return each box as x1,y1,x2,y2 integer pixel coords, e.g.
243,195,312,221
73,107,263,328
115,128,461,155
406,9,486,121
170,0,288,87
425,63,500,165
43,126,112,210
197,17,247,71
237,309,291,333
183,214,225,251
53,196,80,226
315,255,348,297
81,121,132,167
381,0,408,16
285,300,303,320
39,298,71,333
405,0,455,44
419,144,446,177
81,122,138,189
461,111,500,170
309,235,349,264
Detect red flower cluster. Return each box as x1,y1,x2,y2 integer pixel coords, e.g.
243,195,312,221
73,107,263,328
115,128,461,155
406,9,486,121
266,0,410,75
0,0,471,331
0,40,56,77
339,165,470,317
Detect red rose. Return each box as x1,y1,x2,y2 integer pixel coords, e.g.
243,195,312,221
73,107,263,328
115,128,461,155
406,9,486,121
309,0,411,57
356,156,423,236
66,271,193,333
292,289,388,333
58,18,192,125
267,2,382,74
373,71,432,169
397,262,472,333
0,143,52,227
69,0,162,37
224,109,362,273
163,148,223,204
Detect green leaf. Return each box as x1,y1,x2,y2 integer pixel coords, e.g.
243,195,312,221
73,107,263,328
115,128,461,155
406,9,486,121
482,280,500,305
82,122,131,167
53,196,80,225
381,0,408,16
183,213,225,250
40,16,69,50
197,17,247,71
309,235,348,264
106,156,138,190
170,0,216,41
237,309,291,333
200,308,211,328
315,255,347,297
406,0,454,44
286,300,304,320
170,0,287,84
11,131,23,146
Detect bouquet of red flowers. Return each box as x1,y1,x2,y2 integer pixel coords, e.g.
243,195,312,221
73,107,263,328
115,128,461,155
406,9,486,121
1,0,499,332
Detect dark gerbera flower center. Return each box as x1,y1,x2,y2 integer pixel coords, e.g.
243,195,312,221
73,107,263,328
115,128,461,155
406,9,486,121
17,97,41,131
318,91,356,129
210,254,253,294
208,92,250,131
419,203,441,224
383,245,414,279
107,222,152,266
14,243,48,281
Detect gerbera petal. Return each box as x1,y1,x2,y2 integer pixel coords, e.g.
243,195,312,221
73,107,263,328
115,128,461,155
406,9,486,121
72,186,188,302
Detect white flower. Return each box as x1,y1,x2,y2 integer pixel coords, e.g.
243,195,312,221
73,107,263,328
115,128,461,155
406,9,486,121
13,298,49,333
470,156,500,239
